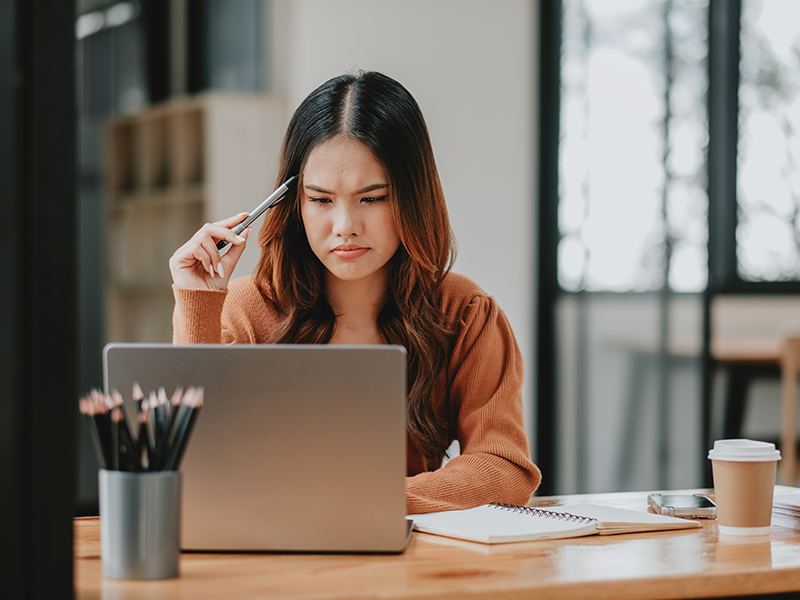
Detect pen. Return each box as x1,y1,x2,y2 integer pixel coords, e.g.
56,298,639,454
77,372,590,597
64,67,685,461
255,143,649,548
216,175,298,250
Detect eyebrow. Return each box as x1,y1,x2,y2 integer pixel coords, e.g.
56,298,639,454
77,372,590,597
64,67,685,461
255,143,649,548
304,183,390,195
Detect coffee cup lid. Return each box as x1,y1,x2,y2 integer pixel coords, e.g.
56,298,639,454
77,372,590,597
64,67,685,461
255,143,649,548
707,439,781,462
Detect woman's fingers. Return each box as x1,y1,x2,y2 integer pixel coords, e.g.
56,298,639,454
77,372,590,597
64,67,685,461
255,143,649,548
197,234,226,276
169,213,251,290
219,227,251,273
217,212,249,228
183,238,215,277
199,221,247,249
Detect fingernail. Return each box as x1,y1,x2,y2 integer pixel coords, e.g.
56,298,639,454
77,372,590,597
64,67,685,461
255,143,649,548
235,235,246,243
207,263,214,277
217,263,225,278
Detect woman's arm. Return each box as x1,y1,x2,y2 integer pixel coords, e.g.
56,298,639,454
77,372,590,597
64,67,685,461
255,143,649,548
172,286,228,344
170,213,265,345
172,277,277,345
406,293,541,514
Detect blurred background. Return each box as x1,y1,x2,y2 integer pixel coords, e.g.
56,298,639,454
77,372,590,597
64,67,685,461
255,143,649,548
73,0,800,512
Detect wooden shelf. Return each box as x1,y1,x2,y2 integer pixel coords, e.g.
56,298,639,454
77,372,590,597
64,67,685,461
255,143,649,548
108,184,204,211
105,93,285,343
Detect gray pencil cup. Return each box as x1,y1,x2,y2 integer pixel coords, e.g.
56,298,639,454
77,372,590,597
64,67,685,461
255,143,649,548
99,469,181,579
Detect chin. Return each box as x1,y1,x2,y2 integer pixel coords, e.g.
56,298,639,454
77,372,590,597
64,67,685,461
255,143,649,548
322,256,393,285
326,264,385,283
330,271,372,282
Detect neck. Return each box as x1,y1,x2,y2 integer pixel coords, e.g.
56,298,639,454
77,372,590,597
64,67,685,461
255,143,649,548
326,266,391,344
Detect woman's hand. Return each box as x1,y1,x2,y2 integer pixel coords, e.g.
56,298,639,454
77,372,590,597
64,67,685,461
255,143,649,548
169,213,252,290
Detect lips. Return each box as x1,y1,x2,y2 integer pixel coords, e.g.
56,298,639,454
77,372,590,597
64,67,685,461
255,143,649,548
332,244,369,259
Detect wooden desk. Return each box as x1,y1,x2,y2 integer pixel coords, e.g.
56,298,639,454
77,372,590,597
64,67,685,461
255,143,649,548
75,489,800,600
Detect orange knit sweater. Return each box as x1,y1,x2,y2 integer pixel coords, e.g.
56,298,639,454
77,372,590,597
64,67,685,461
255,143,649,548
172,272,541,513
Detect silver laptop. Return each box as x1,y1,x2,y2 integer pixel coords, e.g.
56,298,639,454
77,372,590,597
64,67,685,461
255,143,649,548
103,343,410,553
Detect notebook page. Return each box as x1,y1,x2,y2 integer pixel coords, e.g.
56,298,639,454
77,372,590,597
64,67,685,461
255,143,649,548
551,504,701,534
410,505,598,543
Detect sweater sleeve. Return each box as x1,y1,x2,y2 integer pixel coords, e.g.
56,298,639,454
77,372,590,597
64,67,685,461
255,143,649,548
172,278,268,345
172,285,227,344
405,295,541,513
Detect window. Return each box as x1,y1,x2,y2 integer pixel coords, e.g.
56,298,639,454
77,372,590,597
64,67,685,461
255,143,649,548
559,0,708,293
737,0,800,282
538,0,800,496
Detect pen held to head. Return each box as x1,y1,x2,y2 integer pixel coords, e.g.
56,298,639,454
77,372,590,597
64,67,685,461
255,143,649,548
216,175,298,251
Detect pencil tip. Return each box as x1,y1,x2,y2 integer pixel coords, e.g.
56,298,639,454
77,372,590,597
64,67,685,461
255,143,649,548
170,386,184,405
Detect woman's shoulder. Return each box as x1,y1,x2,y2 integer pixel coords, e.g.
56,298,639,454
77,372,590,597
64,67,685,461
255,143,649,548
439,271,488,300
438,272,492,318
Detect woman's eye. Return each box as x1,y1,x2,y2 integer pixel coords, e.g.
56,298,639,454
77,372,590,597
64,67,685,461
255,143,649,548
361,195,388,204
309,197,332,204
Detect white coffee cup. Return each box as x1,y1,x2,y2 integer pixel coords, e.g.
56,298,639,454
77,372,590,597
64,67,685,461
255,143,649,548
708,439,781,536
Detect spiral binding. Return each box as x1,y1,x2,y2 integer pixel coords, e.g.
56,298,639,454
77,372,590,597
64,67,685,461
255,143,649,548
488,502,597,524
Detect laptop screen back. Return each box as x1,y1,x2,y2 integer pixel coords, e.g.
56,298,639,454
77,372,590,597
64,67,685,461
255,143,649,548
103,343,408,552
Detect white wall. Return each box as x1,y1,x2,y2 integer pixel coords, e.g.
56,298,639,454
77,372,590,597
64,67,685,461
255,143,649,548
267,0,539,434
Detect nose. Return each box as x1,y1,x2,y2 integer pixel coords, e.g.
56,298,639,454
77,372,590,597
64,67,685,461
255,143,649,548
332,204,362,238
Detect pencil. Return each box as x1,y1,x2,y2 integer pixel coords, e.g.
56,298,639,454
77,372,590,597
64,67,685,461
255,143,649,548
137,398,152,471
163,387,204,471
156,387,169,455
111,389,138,471
79,397,108,469
146,390,158,467
168,386,183,425
90,389,113,469
160,387,186,470
110,406,120,470
132,382,144,413
169,387,184,407
78,384,204,472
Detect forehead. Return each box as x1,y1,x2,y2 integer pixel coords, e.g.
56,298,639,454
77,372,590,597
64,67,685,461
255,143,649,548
303,135,388,188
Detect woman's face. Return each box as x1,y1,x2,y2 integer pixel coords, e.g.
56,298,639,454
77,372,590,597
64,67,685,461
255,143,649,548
300,135,401,286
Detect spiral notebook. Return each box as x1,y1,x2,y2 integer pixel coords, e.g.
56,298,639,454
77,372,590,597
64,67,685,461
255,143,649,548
409,502,701,544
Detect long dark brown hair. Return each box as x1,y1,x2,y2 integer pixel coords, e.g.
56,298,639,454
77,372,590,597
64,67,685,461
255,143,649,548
255,71,456,462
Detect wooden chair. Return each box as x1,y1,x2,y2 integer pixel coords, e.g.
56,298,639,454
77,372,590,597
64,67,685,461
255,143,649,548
780,337,800,485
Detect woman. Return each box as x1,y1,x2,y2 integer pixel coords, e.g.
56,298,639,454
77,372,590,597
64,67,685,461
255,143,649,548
170,71,540,513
